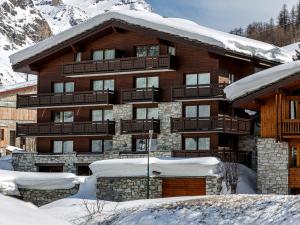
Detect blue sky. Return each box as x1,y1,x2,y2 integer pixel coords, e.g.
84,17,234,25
147,0,299,31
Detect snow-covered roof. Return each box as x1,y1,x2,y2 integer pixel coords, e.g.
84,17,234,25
224,60,300,101
90,157,220,177
282,42,300,58
10,10,292,66
0,80,37,93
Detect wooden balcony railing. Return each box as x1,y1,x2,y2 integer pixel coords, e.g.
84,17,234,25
282,120,300,135
62,55,176,76
171,116,251,134
121,87,159,103
289,168,300,188
17,90,115,108
171,84,227,101
16,121,115,137
120,119,160,134
172,148,235,161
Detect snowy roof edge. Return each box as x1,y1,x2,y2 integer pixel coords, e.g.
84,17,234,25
10,10,292,66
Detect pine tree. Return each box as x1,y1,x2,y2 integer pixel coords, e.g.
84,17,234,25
278,4,290,30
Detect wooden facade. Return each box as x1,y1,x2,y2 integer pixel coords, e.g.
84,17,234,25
14,18,273,163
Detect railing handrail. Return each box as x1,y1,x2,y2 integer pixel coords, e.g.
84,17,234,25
172,83,228,89
171,115,250,122
63,55,171,66
17,120,115,126
121,118,160,123
17,90,115,98
121,87,160,92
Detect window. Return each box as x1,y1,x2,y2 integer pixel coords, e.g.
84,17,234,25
184,137,210,150
136,76,159,88
134,138,157,152
136,45,159,57
168,46,176,56
92,109,113,121
91,139,112,153
54,111,74,123
9,130,16,146
38,165,63,173
186,73,210,86
0,129,4,141
289,100,300,120
76,165,92,176
185,105,210,117
92,49,115,60
75,52,82,62
53,82,74,93
53,141,73,154
135,108,158,119
92,79,114,91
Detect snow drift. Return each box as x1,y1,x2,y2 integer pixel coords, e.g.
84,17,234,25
89,157,220,177
224,60,300,101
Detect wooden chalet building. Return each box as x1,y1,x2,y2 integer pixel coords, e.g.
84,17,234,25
225,61,300,195
9,10,291,174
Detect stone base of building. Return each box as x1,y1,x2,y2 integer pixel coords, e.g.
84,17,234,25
96,176,222,202
12,151,172,173
16,185,79,206
257,138,288,195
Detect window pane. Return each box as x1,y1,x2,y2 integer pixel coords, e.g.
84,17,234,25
147,76,159,88
64,111,74,122
136,108,147,119
185,106,197,118
65,82,74,92
63,141,73,153
92,50,103,60
291,101,296,119
53,141,62,153
54,112,62,123
54,83,64,93
92,110,103,121
136,139,146,151
93,80,103,91
168,46,176,56
149,139,157,151
104,80,114,91
186,74,197,86
104,49,115,60
198,73,210,85
136,77,147,88
198,105,210,117
136,46,147,57
75,52,82,62
92,140,103,153
103,140,113,151
185,138,197,150
198,138,210,150
103,110,113,121
148,45,159,56
147,108,158,119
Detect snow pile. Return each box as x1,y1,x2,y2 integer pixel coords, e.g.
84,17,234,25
0,169,80,195
282,42,300,58
89,157,220,177
224,60,300,101
0,194,71,225
0,155,13,170
10,10,292,67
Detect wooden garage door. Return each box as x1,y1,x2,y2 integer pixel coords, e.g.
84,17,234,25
162,178,206,197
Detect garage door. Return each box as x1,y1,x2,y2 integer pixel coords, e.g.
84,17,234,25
162,178,206,197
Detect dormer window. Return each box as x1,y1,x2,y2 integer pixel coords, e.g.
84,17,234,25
75,52,82,62
136,45,159,57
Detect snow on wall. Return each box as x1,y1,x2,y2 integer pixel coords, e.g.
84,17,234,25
224,60,300,101
10,10,293,66
89,157,220,177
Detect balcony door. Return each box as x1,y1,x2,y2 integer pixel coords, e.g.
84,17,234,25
135,107,158,120
185,73,210,86
185,105,210,118
136,76,159,89
290,100,300,120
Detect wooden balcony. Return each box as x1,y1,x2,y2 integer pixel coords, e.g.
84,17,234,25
62,55,176,77
282,120,300,137
172,84,227,101
172,148,234,161
17,90,115,108
121,87,159,103
16,121,115,137
171,116,251,134
289,168,300,188
120,119,160,134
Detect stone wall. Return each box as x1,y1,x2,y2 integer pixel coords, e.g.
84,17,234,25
257,138,289,195
97,177,162,201
206,176,222,195
157,102,182,151
18,185,79,206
